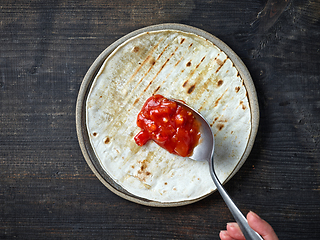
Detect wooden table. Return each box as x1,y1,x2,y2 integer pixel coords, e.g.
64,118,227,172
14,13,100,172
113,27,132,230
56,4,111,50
1,0,319,239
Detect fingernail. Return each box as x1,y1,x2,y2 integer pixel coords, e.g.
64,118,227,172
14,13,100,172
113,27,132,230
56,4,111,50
249,211,261,219
227,222,238,228
219,230,228,238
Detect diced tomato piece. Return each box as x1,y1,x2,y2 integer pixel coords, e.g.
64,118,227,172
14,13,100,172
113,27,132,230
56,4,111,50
174,141,189,157
134,95,200,157
134,130,150,146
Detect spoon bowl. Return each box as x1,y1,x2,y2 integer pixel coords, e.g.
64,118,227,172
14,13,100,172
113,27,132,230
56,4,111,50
172,99,263,240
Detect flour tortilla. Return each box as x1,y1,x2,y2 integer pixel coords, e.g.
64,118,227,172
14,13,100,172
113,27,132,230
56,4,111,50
86,30,251,203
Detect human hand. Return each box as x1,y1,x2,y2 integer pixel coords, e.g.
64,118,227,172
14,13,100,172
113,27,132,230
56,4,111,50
219,211,278,240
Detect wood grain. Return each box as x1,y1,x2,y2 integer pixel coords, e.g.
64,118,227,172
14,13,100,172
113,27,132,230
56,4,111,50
1,0,319,239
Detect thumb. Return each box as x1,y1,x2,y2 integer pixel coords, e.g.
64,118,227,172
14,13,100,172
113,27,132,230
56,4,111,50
247,211,279,240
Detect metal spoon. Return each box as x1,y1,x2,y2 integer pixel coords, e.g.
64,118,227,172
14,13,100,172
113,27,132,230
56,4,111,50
172,100,263,240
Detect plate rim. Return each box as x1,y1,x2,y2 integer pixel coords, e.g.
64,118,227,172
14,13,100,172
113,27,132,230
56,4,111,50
76,23,260,207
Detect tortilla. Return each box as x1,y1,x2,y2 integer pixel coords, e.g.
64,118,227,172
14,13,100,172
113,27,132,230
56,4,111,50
86,30,251,203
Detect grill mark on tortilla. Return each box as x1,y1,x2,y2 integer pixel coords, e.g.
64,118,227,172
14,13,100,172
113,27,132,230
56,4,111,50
196,56,206,68
153,85,161,94
187,85,196,94
192,57,233,114
160,41,209,99
198,87,228,112
154,51,187,94
125,37,180,100
215,58,227,74
216,123,224,131
175,56,184,67
141,45,179,96
214,88,228,107
236,100,247,110
106,36,179,119
106,37,186,135
183,80,188,87
211,116,220,126
96,37,168,112
129,55,160,96
123,37,166,89
156,40,173,61
182,55,207,90
143,57,170,93
181,55,225,103
133,39,190,98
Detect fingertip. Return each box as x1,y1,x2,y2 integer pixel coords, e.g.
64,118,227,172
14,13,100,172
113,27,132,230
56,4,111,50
247,211,279,240
247,211,261,220
219,230,234,240
226,222,246,240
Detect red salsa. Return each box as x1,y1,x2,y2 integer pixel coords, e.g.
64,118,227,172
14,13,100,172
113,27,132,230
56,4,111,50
134,95,201,157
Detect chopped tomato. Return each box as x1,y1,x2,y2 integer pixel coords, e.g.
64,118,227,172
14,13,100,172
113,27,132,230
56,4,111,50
134,95,200,157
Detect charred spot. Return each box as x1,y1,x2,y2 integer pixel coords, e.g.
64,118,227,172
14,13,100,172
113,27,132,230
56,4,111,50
240,100,247,110
216,59,223,66
189,43,193,48
100,96,102,98
196,56,206,68
136,160,152,182
140,160,148,171
215,58,227,73
131,165,135,169
214,95,223,107
153,86,161,94
133,98,140,105
104,137,110,144
180,38,185,44
188,85,196,94
237,72,240,77
149,57,156,65
235,86,240,93
216,123,224,131
217,80,223,86
183,80,188,87
186,61,191,67
160,58,170,71
93,132,97,137
164,182,168,185
133,46,140,52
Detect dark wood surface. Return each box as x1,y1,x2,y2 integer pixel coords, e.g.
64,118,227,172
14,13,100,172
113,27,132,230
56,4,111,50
1,0,319,239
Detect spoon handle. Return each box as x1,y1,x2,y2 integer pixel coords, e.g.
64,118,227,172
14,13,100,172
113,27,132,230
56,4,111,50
209,155,263,240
